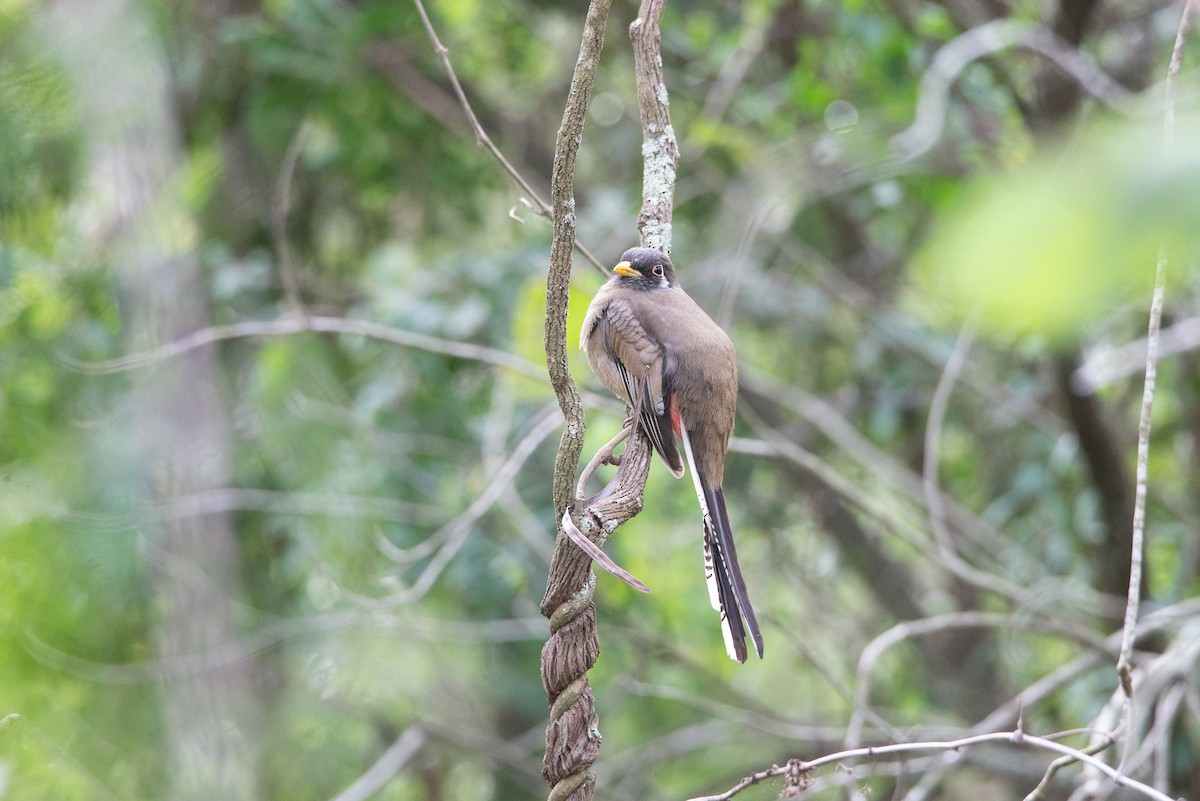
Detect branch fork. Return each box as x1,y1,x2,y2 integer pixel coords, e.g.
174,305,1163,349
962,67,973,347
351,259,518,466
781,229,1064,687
561,423,652,593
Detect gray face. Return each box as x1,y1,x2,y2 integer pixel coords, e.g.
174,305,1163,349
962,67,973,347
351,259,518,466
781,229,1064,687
615,247,677,290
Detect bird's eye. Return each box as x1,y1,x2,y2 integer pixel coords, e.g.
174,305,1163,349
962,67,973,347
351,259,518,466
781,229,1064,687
652,264,664,277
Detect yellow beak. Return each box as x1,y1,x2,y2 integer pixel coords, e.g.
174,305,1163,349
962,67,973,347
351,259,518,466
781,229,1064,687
613,261,638,277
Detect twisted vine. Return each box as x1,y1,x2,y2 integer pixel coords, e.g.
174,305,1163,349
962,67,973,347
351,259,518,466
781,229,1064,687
540,0,675,797
540,0,614,798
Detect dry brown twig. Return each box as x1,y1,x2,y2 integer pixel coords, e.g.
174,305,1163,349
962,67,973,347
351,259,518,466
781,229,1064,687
409,0,607,276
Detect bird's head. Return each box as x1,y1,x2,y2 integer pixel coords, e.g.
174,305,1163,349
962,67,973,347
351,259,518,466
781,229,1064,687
612,247,677,290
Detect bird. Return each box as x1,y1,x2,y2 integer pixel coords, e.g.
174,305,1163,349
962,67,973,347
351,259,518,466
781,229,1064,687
581,246,763,662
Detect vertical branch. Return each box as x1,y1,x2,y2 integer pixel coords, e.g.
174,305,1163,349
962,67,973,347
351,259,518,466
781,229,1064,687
922,321,974,559
544,0,611,528
539,2,613,800
630,0,678,254
49,0,263,797
1115,0,1197,696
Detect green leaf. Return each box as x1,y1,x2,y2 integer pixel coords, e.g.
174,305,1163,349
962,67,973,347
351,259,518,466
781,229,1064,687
915,119,1200,340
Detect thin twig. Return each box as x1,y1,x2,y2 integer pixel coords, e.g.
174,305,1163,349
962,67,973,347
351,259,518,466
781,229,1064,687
624,677,876,742
1072,316,1200,393
328,726,426,801
732,421,1033,607
410,0,607,276
1118,250,1165,697
346,403,564,609
1116,0,1198,699
1163,0,1199,151
1023,735,1116,801
153,487,442,527
58,315,546,381
922,321,974,558
1078,620,1200,799
742,375,1009,559
270,120,311,317
715,199,774,328
23,612,549,685
686,729,1178,801
973,600,1200,736
560,510,650,592
843,610,1115,751
893,19,1133,159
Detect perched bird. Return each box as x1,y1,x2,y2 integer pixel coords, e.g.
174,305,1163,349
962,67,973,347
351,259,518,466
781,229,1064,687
581,246,763,662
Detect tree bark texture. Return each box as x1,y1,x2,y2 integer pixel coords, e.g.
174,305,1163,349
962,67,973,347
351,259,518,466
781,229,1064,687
540,1,614,799
630,0,678,255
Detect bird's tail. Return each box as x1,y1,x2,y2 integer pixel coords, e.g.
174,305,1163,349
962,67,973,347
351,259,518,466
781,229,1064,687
678,424,763,663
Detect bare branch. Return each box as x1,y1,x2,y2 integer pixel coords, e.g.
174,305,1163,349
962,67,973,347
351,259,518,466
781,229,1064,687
1164,0,1199,149
153,487,442,526
539,2,614,799
630,0,678,253
270,120,310,317
687,729,1177,801
328,726,425,801
893,19,1134,159
24,611,547,683
731,425,1038,608
1118,248,1165,696
357,403,563,608
974,600,1200,736
409,0,607,276
685,759,811,801
1116,0,1198,698
844,611,1115,751
59,315,547,381
1073,316,1200,393
574,424,631,499
1022,735,1118,801
741,375,1009,559
923,320,974,558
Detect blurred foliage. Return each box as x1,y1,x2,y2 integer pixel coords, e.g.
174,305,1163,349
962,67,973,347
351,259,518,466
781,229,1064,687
918,118,1200,339
1,0,1199,800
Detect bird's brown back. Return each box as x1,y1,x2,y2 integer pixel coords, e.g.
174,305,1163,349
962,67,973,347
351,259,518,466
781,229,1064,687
633,286,737,484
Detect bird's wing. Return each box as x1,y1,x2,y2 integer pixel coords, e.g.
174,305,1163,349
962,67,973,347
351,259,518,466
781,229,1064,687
598,300,684,477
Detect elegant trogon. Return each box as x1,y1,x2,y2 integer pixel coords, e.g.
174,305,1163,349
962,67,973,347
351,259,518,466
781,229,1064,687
581,246,763,662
